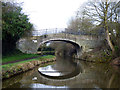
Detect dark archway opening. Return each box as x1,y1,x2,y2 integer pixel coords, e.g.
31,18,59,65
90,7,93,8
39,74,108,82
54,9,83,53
37,40,81,58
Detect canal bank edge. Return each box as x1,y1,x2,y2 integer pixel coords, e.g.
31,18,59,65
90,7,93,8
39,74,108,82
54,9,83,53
80,45,120,67
2,56,56,79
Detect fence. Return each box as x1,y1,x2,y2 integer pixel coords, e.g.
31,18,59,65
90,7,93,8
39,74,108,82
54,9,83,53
32,28,66,36
31,28,105,40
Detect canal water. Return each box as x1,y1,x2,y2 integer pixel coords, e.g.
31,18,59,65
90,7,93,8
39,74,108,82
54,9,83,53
2,56,120,88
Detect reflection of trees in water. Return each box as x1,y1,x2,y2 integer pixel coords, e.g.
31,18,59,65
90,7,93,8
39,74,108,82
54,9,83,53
2,67,40,88
75,61,120,88
2,73,23,88
107,66,120,88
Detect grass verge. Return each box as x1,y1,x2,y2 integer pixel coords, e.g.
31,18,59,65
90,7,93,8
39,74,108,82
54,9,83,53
2,55,56,79
2,55,55,70
2,53,40,63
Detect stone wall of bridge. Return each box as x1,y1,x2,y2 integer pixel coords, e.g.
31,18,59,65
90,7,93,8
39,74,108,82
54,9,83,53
16,33,105,58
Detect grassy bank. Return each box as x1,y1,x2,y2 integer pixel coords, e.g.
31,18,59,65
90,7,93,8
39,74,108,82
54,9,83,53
2,55,56,79
2,53,40,64
2,49,55,64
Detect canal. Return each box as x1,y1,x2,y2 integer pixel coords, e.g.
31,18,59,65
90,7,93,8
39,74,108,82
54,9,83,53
2,56,120,88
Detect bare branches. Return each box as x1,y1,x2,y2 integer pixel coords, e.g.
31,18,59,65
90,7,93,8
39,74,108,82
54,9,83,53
81,0,118,24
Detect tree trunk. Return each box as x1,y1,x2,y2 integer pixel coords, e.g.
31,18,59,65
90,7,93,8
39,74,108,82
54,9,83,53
105,2,115,53
106,28,115,52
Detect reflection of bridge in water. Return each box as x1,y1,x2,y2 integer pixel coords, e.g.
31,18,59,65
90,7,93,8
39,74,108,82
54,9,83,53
17,28,105,58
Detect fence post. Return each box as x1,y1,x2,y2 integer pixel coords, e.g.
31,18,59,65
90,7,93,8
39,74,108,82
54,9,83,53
65,32,66,39
46,29,47,35
55,28,57,37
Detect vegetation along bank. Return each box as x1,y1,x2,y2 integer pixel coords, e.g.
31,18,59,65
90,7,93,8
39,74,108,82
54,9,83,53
2,55,56,79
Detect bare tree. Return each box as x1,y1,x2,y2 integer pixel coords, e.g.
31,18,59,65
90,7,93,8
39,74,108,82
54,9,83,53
67,14,94,35
67,17,79,33
82,0,119,52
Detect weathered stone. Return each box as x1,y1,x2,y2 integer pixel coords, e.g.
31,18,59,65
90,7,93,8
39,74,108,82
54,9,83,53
16,33,104,59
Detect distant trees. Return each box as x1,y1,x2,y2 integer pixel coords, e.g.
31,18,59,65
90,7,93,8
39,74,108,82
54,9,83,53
67,16,95,35
2,2,33,55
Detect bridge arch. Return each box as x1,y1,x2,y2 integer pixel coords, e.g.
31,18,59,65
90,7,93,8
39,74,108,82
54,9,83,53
37,38,82,58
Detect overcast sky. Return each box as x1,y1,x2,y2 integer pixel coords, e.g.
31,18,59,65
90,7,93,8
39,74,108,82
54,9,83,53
2,0,120,30
13,0,87,30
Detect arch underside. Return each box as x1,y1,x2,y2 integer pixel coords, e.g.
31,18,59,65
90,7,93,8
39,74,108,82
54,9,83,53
40,39,80,48
38,39,82,57
40,39,80,47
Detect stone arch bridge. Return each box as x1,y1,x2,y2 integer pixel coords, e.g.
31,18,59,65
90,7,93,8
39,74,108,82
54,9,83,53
16,29,104,58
